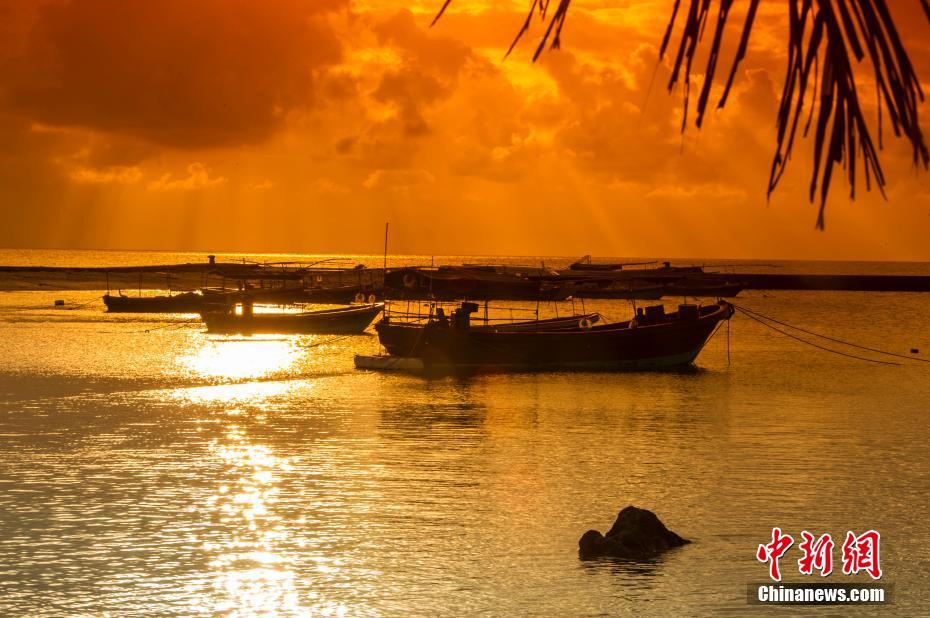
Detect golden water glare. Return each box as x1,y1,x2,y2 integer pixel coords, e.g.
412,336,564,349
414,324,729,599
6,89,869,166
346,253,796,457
175,335,327,616
182,337,300,381
202,426,306,616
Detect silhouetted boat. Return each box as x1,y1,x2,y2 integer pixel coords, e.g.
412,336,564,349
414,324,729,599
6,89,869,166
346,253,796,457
569,256,704,275
365,300,733,371
385,267,576,301
469,313,602,332
573,280,664,300
569,255,627,271
103,292,215,313
201,303,383,334
298,285,380,304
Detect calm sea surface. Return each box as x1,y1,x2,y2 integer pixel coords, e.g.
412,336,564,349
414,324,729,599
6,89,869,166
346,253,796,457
1,249,929,616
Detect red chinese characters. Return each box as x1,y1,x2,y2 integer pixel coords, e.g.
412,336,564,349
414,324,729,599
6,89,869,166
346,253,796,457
797,531,834,576
758,528,883,580
841,530,882,579
756,527,794,581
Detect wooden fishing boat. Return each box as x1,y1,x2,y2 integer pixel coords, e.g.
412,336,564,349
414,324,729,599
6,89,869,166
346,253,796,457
365,300,733,372
201,303,384,335
103,291,213,313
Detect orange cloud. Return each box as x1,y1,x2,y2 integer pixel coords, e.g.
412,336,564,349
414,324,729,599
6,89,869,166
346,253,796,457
0,1,928,260
2,0,345,149
147,163,226,191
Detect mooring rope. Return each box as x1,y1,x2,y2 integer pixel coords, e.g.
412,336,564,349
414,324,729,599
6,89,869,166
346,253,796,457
301,334,356,349
733,303,929,364
732,306,902,366
99,321,196,335
64,297,103,311
3,296,102,312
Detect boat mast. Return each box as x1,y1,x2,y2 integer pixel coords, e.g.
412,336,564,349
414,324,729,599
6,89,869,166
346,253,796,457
382,222,389,313
383,222,389,272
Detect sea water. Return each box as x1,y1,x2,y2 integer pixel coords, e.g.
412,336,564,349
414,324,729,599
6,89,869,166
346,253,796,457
0,249,928,616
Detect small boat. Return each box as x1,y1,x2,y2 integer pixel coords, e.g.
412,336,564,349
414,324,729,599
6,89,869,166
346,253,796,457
569,255,627,271
299,285,380,304
103,291,213,313
369,300,733,372
568,257,705,275
201,303,384,335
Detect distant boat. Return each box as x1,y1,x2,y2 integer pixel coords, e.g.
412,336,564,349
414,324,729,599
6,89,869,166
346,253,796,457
569,255,627,271
103,285,380,312
568,256,704,275
361,300,733,372
573,280,665,300
385,267,576,301
298,285,380,304
201,303,383,335
103,291,216,313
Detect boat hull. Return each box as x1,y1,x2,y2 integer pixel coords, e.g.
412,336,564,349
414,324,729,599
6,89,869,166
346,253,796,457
374,302,732,372
574,284,664,300
202,304,383,335
104,293,210,313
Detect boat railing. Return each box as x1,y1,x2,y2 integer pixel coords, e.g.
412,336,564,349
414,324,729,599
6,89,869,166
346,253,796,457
382,299,595,326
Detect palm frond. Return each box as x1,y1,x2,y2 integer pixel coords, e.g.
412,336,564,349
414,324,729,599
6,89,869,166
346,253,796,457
433,1,930,229
663,0,929,228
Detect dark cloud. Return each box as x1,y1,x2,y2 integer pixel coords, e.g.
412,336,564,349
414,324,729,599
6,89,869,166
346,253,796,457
336,10,498,165
372,68,445,136
1,0,345,149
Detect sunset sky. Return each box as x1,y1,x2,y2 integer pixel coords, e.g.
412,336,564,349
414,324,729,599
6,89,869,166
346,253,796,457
1,0,929,260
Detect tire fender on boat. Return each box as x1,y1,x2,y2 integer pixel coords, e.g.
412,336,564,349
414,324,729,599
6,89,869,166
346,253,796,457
355,292,366,303
402,273,417,288
578,317,593,330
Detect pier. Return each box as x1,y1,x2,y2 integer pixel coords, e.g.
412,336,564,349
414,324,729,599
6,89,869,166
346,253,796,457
1,260,929,295
735,273,930,292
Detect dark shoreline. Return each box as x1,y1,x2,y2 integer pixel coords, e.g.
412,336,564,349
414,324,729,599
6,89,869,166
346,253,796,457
3,262,930,293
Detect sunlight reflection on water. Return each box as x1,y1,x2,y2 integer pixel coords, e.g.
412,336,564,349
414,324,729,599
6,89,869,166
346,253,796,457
2,274,930,616
181,338,301,381
200,426,307,616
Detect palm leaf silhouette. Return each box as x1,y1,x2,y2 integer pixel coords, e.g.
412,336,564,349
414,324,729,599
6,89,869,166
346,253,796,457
434,1,930,229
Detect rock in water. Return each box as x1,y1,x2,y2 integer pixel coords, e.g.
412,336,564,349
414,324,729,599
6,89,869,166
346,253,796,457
578,506,690,560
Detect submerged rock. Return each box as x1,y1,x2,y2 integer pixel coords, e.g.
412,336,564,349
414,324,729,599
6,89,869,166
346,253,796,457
579,506,690,560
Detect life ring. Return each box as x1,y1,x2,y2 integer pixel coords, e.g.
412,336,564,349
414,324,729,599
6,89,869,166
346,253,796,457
402,273,417,288
578,317,593,330
354,292,366,304
367,294,377,304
